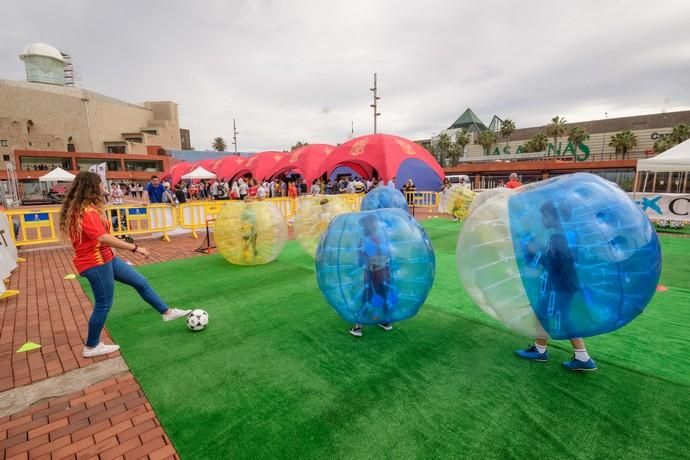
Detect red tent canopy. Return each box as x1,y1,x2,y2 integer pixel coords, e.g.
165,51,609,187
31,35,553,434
197,159,217,172
246,151,286,181
317,133,444,187
270,144,335,185
215,156,250,180
167,162,196,185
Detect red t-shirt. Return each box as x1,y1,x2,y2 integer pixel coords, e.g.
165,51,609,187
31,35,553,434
248,185,258,197
71,207,114,274
505,179,523,189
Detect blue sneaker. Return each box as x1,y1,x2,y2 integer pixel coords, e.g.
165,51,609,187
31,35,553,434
515,345,548,362
562,356,597,371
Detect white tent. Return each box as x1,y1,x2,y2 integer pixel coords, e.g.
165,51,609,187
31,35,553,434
38,167,75,182
181,166,216,180
637,139,690,172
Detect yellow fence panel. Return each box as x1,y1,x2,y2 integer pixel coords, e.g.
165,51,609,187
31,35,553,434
106,204,177,242
4,208,61,247
406,191,439,209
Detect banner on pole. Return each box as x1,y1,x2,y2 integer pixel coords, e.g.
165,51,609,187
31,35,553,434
89,162,109,192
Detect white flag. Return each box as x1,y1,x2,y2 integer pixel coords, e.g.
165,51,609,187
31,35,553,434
89,162,109,192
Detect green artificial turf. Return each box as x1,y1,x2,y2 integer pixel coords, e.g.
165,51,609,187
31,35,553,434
81,219,690,459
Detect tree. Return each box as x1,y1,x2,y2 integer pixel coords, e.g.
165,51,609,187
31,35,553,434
525,132,548,153
567,126,589,148
500,119,516,148
670,123,690,144
609,130,637,160
436,133,451,166
453,129,471,163
545,116,568,150
478,130,497,155
212,137,227,151
290,141,309,151
653,137,674,154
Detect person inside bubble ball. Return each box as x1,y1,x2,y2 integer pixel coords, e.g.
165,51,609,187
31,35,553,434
515,200,597,371
318,198,332,233
349,214,395,337
240,198,258,262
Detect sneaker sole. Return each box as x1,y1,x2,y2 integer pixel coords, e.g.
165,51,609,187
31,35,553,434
567,367,597,372
348,331,362,337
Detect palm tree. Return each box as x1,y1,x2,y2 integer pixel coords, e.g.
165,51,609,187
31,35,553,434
545,116,568,152
290,141,309,151
436,133,451,166
500,119,516,148
530,133,549,152
609,131,637,160
567,126,589,148
212,137,227,152
478,130,497,155
454,129,471,161
653,137,674,154
670,123,690,144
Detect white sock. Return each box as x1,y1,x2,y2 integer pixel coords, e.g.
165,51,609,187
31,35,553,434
535,343,547,354
574,349,590,362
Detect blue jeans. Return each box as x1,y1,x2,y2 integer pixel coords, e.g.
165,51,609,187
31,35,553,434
81,257,168,347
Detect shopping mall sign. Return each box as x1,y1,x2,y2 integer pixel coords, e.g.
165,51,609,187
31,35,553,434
484,141,591,161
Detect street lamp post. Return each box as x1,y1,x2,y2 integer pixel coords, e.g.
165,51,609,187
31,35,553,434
600,112,608,161
232,119,239,155
370,73,381,133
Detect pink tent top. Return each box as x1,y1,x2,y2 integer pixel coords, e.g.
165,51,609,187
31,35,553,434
215,156,249,180
167,162,196,185
270,144,335,185
245,151,286,181
318,133,444,181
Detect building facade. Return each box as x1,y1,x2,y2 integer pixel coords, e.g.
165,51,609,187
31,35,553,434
420,109,690,193
0,42,189,201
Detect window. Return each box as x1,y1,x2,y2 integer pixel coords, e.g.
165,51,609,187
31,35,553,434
3,155,10,161
28,142,32,147
20,156,72,171
107,145,126,154
67,143,75,152
47,142,51,148
124,160,163,172
0,140,7,147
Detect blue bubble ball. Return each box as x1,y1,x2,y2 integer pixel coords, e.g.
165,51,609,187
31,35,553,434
360,186,409,212
316,209,435,325
457,172,661,340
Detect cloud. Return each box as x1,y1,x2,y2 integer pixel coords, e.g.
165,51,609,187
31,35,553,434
2,0,690,150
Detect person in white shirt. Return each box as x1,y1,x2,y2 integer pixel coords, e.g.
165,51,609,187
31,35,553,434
239,179,249,199
111,184,124,205
346,179,356,194
256,183,267,200
310,180,321,195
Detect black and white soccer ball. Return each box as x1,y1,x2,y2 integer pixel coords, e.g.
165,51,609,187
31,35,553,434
186,309,209,331
657,220,669,229
670,220,685,229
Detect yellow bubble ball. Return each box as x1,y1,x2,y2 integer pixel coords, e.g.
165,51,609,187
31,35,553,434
447,186,476,221
215,201,288,265
293,196,350,257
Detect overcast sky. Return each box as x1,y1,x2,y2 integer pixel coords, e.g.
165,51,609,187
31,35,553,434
2,0,690,151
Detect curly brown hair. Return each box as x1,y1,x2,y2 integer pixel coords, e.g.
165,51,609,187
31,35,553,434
59,172,106,241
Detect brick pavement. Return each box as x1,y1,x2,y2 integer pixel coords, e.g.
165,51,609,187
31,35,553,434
0,235,200,459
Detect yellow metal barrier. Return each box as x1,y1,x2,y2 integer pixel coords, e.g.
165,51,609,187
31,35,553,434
406,191,440,209
339,193,364,211
177,200,229,238
106,204,177,242
4,208,61,247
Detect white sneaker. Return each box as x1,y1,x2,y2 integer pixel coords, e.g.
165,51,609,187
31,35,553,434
83,342,120,358
163,308,191,322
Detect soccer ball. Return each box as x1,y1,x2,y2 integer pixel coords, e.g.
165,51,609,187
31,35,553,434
186,309,209,331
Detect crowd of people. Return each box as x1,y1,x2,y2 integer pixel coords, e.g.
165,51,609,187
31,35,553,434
139,175,416,205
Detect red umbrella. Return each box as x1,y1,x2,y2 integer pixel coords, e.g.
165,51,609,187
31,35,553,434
270,144,335,185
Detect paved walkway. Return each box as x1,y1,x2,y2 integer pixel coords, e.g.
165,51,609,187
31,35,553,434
0,209,447,459
0,235,200,459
